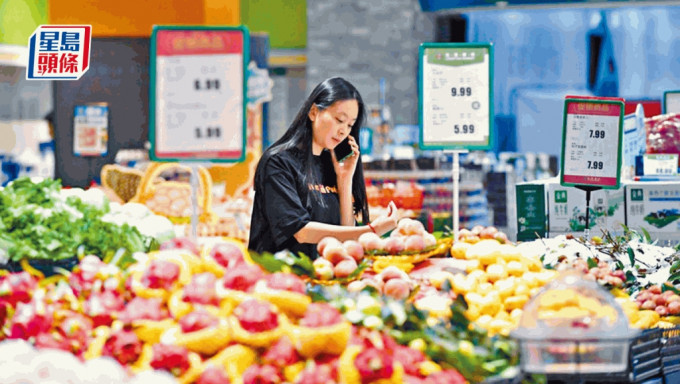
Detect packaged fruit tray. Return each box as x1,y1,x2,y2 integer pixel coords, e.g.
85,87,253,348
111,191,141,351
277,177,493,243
540,328,663,383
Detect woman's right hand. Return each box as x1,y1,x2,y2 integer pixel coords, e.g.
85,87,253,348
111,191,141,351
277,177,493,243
370,201,399,236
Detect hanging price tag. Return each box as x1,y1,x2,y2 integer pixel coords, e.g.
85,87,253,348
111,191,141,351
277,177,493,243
560,97,624,189
664,90,680,114
419,43,493,150
150,26,249,162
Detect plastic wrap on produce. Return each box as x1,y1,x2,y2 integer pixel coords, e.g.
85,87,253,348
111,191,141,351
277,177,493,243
645,113,680,164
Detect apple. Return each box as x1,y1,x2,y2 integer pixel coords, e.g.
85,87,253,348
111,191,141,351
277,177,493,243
384,237,405,255
317,237,342,256
404,235,425,252
343,240,364,262
160,237,199,255
313,258,334,280
334,259,358,279
322,243,351,265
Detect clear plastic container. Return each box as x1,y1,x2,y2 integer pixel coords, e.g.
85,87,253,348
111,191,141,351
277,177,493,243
511,270,639,374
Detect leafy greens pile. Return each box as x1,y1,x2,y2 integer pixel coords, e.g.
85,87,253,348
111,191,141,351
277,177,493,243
0,178,155,264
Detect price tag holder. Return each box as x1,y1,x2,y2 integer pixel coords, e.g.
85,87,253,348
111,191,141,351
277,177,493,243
664,90,680,114
419,42,493,150
73,103,108,157
643,154,679,176
560,97,624,190
150,25,249,162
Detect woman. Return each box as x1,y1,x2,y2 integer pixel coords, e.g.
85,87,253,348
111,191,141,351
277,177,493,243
249,77,398,258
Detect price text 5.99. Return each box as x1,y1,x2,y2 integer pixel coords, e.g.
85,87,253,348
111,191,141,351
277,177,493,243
454,124,474,134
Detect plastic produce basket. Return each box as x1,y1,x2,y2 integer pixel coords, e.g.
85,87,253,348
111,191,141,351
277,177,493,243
661,326,680,376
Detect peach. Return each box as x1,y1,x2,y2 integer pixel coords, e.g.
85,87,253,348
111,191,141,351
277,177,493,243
404,235,425,252
334,259,358,279
423,233,437,248
343,240,364,262
384,278,411,300
471,225,485,236
397,218,425,236
322,243,351,265
384,237,405,255
377,266,410,283
313,258,334,280
347,280,367,292
362,277,384,293
358,232,383,252
317,237,342,256
493,231,509,244
479,226,499,239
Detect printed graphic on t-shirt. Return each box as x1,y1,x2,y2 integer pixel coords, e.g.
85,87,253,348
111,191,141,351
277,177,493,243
308,184,338,194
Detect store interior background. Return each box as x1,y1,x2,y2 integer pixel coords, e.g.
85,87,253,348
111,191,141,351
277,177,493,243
2,0,680,236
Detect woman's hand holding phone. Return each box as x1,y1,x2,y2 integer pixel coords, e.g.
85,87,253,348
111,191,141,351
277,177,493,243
332,135,360,183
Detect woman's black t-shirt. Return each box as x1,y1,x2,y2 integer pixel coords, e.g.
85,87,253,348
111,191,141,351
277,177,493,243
248,147,340,258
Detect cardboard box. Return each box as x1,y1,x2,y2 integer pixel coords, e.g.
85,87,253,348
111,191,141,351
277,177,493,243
625,181,680,244
546,180,626,237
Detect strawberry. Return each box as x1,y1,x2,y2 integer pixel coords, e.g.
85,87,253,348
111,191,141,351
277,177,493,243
354,348,394,384
262,336,301,367
141,260,180,290
183,273,219,305
299,303,343,328
150,344,191,377
234,300,278,333
102,329,143,365
196,365,231,384
222,264,264,292
179,309,219,333
265,273,306,294
242,364,282,384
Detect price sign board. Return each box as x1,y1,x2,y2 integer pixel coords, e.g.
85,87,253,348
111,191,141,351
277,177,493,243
150,26,249,162
664,90,680,114
560,97,624,189
419,43,493,150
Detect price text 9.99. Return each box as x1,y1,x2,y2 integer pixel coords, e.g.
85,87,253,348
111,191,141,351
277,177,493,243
451,87,472,97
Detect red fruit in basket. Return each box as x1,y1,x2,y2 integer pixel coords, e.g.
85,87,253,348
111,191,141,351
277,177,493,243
377,266,410,283
243,364,282,384
479,226,499,239
318,237,342,256
183,272,219,305
179,309,219,333
384,237,405,254
343,240,365,262
393,345,426,376
383,278,411,301
235,300,279,333
265,272,306,294
649,285,662,294
160,237,199,255
118,297,167,323
141,259,180,290
210,242,246,269
102,329,143,365
425,369,467,384
668,301,680,315
197,365,231,384
323,243,351,265
0,271,37,306
640,300,657,310
299,303,343,328
334,259,358,279
471,225,485,236
262,336,300,367
404,235,425,252
150,344,191,377
358,232,383,252
655,295,668,306
656,306,670,316
9,301,53,340
222,264,264,292
355,347,394,383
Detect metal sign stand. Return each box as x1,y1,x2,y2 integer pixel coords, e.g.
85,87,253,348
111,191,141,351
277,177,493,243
447,150,468,242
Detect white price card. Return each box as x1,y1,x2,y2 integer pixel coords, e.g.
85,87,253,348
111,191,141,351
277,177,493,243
419,43,493,150
643,154,679,176
664,90,680,114
150,26,248,162
560,97,624,189
73,104,108,157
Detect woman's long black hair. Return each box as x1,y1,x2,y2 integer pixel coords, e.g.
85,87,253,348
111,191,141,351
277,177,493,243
254,77,370,224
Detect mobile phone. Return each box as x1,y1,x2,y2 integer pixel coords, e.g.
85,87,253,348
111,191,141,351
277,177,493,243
333,137,354,162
